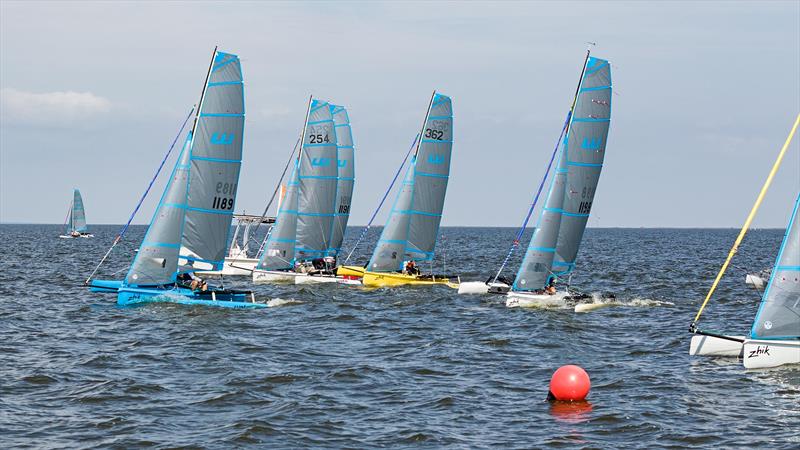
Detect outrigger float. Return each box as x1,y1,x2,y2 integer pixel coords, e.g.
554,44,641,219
251,98,356,285
86,48,264,309
459,49,613,310
690,114,800,369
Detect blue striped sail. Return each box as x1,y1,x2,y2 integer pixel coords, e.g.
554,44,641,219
368,92,453,272
69,189,88,233
126,50,245,286
513,56,611,292
750,193,800,339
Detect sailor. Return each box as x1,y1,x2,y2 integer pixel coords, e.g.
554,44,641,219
404,260,420,276
178,272,207,291
545,277,557,295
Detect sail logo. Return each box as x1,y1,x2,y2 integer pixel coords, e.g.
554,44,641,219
747,345,770,358
312,157,331,167
428,154,445,164
210,133,235,145
338,159,347,168
581,137,602,150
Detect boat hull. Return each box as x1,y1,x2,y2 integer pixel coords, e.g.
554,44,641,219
458,280,510,295
336,265,366,278
361,271,459,288
506,291,569,308
294,274,362,285
117,285,264,309
689,334,745,357
252,270,299,284
742,339,800,369
197,257,258,277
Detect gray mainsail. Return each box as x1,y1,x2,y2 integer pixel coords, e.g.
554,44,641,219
368,92,453,272
514,56,611,291
329,104,355,256
179,50,245,271
295,99,339,261
750,193,800,339
70,189,88,233
256,164,300,270
126,133,193,285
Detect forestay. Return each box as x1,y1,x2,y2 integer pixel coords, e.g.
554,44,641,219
514,56,611,291
369,92,453,272
750,193,800,339
179,51,245,271
329,104,355,257
70,189,88,233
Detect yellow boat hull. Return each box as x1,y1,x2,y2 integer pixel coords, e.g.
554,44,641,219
361,271,459,289
336,265,366,278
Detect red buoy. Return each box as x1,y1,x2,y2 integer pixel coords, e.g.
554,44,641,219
549,365,590,401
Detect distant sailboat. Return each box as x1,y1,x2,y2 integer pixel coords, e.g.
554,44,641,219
60,189,93,238
690,114,800,369
338,91,457,288
88,48,263,309
252,98,355,284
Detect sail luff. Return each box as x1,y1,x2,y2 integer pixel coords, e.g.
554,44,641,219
750,192,800,339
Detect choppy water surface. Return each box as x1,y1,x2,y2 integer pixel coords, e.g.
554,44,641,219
1,225,798,448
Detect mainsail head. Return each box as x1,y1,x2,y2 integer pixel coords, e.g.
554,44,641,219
514,56,611,292
368,92,453,272
750,193,800,339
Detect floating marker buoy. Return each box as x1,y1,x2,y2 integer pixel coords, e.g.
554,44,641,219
548,365,590,401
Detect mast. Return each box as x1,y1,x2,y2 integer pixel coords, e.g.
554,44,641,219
415,90,437,157
189,46,218,140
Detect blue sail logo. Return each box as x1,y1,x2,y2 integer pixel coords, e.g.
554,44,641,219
338,159,347,168
428,154,445,164
312,157,331,167
210,133,235,145
581,137,602,150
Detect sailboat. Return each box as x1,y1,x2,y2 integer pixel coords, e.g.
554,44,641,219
196,214,275,277
252,98,355,284
457,53,612,309
690,114,800,369
88,48,263,309
59,189,93,238
345,91,457,288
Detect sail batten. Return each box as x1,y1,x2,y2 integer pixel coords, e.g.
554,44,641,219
514,56,611,292
368,92,453,272
750,193,800,339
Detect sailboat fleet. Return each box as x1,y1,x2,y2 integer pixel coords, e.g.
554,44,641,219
76,47,798,369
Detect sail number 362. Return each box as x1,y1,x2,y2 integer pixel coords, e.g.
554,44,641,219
424,128,444,140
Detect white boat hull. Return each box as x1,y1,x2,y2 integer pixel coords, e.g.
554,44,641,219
294,274,362,285
458,281,490,294
252,270,299,284
197,257,258,277
745,274,767,289
506,291,569,308
742,339,800,369
689,334,745,357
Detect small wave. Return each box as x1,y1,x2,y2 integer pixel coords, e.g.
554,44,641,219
266,298,303,307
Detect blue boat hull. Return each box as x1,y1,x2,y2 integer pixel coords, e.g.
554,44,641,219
89,279,265,309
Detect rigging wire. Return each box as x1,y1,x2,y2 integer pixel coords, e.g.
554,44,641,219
84,106,196,285
690,113,800,331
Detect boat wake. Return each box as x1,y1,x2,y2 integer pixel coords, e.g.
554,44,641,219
574,295,674,313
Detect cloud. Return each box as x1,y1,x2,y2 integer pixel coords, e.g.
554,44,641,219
0,88,111,124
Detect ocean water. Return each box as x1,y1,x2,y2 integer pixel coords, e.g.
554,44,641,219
1,225,798,449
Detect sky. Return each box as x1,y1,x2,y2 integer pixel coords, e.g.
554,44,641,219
1,0,799,228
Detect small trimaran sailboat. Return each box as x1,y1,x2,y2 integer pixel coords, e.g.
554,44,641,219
458,52,612,309
338,91,458,288
60,189,93,238
88,48,262,308
690,114,800,369
252,98,355,284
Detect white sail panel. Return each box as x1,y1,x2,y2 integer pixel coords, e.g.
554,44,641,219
329,104,355,257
